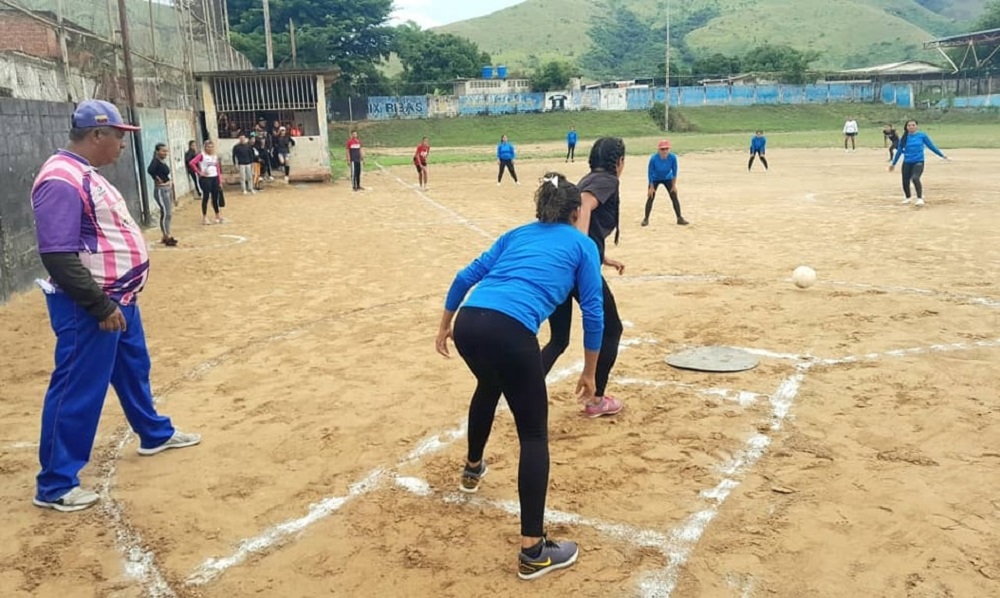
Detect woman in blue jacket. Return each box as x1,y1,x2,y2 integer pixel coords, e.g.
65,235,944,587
748,130,768,171
436,174,603,580
497,134,519,185
889,119,948,207
644,139,687,226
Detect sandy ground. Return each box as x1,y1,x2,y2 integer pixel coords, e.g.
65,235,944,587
1,147,998,598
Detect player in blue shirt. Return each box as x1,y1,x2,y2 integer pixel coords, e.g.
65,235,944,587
748,130,768,171
643,139,687,226
566,126,578,162
889,119,948,207
436,174,603,580
496,134,519,185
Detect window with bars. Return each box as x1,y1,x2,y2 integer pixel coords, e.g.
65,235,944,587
211,75,318,113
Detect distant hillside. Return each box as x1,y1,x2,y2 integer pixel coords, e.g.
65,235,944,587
436,0,987,76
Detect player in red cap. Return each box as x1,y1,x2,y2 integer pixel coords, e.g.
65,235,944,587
643,139,687,226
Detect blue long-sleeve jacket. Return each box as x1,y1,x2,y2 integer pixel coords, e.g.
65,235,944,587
445,222,604,351
891,131,945,166
497,141,516,161
567,130,578,145
648,152,678,183
750,135,766,153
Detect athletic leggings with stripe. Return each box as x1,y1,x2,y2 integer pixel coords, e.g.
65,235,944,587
901,161,925,199
454,307,549,537
541,277,623,397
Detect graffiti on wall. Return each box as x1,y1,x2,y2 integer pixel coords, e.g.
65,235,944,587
458,93,545,115
367,96,429,120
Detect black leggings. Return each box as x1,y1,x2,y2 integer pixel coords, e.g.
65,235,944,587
454,307,549,538
351,161,363,190
646,181,683,221
901,162,925,199
541,277,623,397
200,176,221,216
498,159,518,183
566,144,576,161
748,151,768,170
187,170,202,196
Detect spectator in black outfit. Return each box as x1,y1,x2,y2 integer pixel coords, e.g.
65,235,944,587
183,140,201,197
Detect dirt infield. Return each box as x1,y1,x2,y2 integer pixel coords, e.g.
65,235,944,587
1,147,998,598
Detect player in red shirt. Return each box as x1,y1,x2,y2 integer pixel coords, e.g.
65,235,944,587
413,136,430,190
346,131,364,191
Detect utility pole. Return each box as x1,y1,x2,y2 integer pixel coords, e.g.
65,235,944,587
263,0,274,69
116,0,151,226
290,18,297,67
664,0,671,132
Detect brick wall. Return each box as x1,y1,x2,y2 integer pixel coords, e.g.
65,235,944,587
0,14,59,60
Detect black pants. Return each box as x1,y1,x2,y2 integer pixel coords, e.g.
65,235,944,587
498,159,518,183
454,307,549,537
260,157,272,179
351,161,363,190
646,180,683,221
748,151,768,170
200,176,221,216
901,161,925,198
187,170,202,196
888,143,898,161
540,278,623,398
566,144,576,161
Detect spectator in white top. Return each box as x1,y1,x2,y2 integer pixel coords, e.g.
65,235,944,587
843,117,859,152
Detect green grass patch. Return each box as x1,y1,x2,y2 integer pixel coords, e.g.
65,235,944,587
335,104,1000,165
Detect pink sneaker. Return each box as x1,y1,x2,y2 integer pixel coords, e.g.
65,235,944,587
583,396,623,418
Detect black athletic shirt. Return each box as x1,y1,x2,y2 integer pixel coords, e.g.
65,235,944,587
147,157,170,184
232,143,255,165
578,170,620,262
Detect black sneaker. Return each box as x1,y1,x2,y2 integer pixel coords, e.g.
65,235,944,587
641,218,649,227
677,218,689,225
458,460,487,493
518,537,579,580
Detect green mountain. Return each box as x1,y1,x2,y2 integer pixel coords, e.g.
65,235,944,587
436,0,987,75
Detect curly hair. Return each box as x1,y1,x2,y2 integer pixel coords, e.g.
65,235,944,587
535,172,581,224
588,136,626,174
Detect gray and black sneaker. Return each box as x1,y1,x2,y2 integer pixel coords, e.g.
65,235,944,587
518,536,579,580
458,460,487,493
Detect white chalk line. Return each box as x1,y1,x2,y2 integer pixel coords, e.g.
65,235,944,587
613,377,765,408
377,162,492,239
147,234,247,252
89,293,439,595
185,359,589,586
98,426,177,598
1,441,39,450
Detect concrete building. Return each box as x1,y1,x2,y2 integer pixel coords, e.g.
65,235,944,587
195,69,338,182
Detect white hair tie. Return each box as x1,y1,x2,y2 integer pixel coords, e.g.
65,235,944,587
542,175,560,188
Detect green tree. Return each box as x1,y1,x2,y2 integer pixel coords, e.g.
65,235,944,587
976,0,1000,29
393,23,490,95
691,53,743,78
529,60,575,92
581,1,666,80
741,45,819,83
227,0,395,92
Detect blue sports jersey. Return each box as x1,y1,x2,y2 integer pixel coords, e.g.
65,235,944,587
567,130,578,145
445,222,604,351
648,152,678,183
750,136,766,153
497,141,516,161
891,131,945,166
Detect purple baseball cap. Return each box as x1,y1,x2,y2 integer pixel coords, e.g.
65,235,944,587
72,99,140,131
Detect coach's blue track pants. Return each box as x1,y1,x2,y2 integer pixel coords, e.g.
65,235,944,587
36,293,175,502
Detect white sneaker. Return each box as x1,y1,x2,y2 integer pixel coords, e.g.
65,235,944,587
242,190,249,195
34,486,99,512
901,198,911,204
915,198,925,207
137,431,202,456
497,182,501,186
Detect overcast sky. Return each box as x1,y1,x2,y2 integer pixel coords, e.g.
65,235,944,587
390,0,527,29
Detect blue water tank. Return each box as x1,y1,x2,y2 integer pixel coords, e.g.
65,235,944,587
481,65,494,80
497,65,508,80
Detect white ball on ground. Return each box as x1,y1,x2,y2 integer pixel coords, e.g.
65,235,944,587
792,266,817,289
